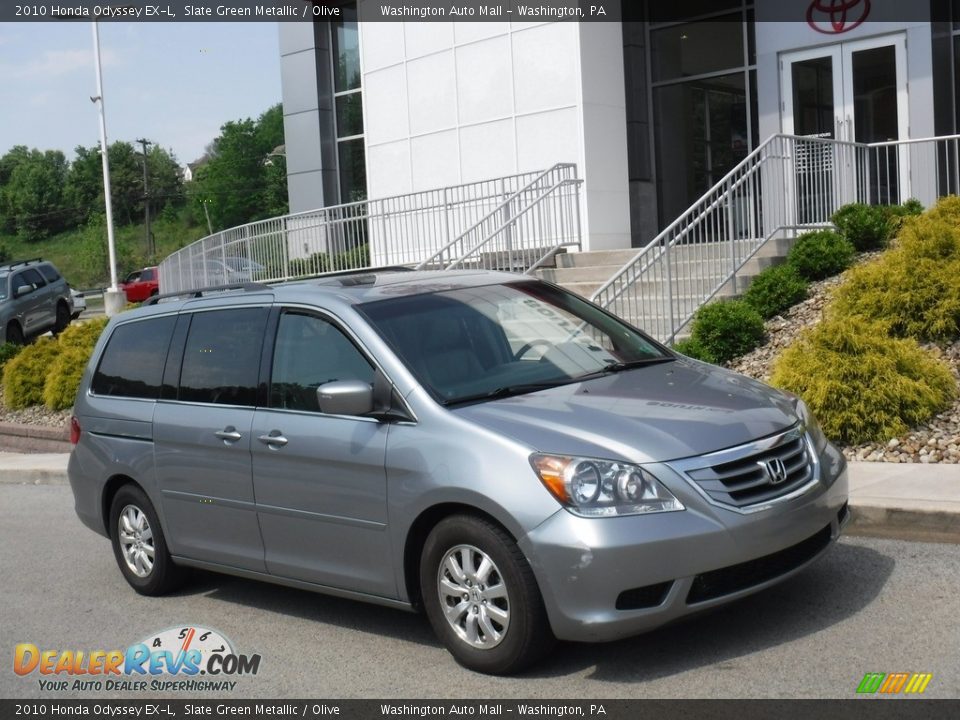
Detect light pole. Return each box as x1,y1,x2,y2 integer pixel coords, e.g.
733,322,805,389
90,21,125,316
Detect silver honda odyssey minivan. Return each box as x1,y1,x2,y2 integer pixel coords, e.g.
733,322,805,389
68,269,848,674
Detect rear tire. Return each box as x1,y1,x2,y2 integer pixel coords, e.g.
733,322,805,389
420,515,555,674
6,322,24,345
53,302,70,334
109,484,187,596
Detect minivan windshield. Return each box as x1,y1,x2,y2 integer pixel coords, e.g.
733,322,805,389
359,281,672,406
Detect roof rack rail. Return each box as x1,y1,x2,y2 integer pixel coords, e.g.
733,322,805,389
0,257,43,271
274,265,416,283
145,282,271,306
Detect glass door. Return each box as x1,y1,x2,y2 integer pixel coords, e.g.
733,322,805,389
781,46,844,222
781,34,909,216
842,35,909,203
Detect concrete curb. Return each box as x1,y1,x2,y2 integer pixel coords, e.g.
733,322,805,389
1,457,958,543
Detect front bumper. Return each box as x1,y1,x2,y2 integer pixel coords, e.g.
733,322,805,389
519,444,848,642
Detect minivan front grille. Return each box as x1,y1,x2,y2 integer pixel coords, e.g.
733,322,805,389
680,429,814,509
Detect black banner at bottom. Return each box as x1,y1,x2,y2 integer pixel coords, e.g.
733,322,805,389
2,699,960,720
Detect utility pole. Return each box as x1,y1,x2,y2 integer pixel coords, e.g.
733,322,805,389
136,138,152,258
90,21,124,317
201,199,213,234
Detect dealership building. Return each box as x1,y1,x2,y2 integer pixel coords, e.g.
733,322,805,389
277,1,958,252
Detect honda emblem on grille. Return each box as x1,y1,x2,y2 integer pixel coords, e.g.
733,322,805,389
758,458,789,485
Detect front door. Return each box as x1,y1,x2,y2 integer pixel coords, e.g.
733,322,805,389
781,34,909,209
252,308,394,598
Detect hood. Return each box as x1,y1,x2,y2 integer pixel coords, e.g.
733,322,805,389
453,358,798,463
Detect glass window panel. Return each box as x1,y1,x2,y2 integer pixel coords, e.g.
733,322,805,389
92,316,176,399
336,93,363,138
179,308,267,406
791,56,835,138
270,312,374,412
332,8,360,92
852,45,899,143
653,73,746,222
651,14,744,82
337,139,367,203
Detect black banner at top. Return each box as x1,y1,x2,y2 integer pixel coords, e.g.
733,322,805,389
0,0,954,23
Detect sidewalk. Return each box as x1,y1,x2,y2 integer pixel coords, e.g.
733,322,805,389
0,453,958,543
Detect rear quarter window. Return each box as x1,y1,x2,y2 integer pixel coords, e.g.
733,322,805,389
91,316,177,399
39,265,61,283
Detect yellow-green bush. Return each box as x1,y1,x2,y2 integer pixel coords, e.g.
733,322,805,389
770,316,956,444
1,318,110,411
3,338,60,409
925,195,960,226
831,216,960,341
41,317,109,410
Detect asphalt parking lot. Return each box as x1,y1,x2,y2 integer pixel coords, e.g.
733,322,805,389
2,483,958,699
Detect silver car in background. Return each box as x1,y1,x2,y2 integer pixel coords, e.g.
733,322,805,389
68,269,848,674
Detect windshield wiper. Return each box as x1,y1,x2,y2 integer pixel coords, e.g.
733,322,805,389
444,380,571,406
591,356,675,376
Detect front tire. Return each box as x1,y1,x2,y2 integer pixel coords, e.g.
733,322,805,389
420,515,554,674
109,484,187,596
6,322,23,345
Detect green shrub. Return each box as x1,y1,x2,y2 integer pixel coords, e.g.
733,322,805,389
742,263,808,319
3,338,59,409
786,230,855,280
770,316,956,444
832,216,960,341
925,195,960,226
0,342,23,374
41,318,109,410
672,336,708,361
831,203,892,251
686,299,765,365
42,346,90,411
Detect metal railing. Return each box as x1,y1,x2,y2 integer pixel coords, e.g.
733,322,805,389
415,164,581,273
591,133,960,344
159,165,583,294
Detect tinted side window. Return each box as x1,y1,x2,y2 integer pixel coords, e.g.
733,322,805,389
22,268,45,287
92,316,177,399
179,308,268,406
270,311,374,412
141,269,155,281
39,265,60,283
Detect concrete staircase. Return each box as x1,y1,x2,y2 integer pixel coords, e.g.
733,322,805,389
536,236,799,338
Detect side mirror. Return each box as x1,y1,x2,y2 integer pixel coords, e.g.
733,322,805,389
317,380,374,416
15,284,33,298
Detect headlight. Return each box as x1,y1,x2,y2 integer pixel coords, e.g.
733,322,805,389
530,454,684,517
795,398,828,453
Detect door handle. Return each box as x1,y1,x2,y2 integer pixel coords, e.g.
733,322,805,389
215,427,242,443
258,432,289,448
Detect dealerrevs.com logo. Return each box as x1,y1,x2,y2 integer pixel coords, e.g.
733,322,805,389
14,626,261,693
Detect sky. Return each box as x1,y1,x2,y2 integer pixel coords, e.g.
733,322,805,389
0,22,283,166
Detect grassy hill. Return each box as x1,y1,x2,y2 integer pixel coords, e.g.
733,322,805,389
0,208,207,289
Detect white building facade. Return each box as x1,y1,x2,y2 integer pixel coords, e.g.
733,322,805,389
279,0,958,251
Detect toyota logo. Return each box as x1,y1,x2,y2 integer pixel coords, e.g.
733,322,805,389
758,458,789,485
806,0,871,34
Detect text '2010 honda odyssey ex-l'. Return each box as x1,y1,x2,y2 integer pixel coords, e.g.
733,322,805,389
68,269,848,674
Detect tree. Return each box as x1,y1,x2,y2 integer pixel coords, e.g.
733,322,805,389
191,103,288,232
3,149,70,242
64,142,184,227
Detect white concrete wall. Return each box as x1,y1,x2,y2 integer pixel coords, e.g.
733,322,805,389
357,15,632,251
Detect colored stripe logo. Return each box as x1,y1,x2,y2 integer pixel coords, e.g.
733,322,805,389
857,672,933,694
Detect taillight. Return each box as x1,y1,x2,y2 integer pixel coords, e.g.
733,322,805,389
70,416,81,445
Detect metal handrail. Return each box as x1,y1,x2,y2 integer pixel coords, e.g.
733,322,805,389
415,163,577,270
591,132,960,343
159,165,584,294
